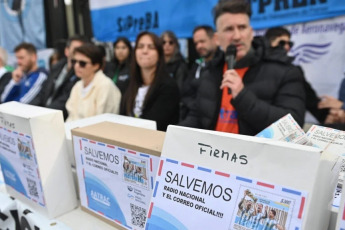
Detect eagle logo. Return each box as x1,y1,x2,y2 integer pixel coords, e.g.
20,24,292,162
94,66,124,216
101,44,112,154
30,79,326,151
290,42,331,65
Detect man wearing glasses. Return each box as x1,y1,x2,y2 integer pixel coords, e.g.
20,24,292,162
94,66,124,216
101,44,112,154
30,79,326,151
265,26,330,124
265,27,294,52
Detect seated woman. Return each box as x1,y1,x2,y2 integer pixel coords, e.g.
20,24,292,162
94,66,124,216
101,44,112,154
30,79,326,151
120,31,180,131
107,37,132,95
160,31,188,91
66,44,121,121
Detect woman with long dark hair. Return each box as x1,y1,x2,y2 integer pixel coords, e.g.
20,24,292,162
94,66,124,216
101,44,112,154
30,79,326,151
160,31,188,91
120,31,180,131
106,37,132,95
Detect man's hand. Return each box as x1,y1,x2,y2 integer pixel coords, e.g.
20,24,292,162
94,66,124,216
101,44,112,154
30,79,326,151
12,68,23,83
325,109,345,124
221,69,244,98
318,95,343,109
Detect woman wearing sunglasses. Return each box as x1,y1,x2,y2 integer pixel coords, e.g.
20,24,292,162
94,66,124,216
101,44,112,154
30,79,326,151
160,31,188,92
65,44,121,121
120,31,180,131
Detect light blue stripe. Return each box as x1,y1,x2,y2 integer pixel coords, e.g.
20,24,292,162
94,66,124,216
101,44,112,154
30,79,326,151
140,153,149,158
236,176,252,183
197,166,211,173
166,159,178,164
118,147,126,152
282,188,301,196
97,143,105,146
153,181,159,197
82,138,88,142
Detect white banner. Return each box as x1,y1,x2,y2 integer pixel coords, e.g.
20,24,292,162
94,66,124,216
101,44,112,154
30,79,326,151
288,15,345,99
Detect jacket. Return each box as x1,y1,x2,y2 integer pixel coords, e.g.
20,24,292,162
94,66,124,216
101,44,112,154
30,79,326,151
180,37,306,136
181,48,223,120
104,61,130,95
120,76,180,131
1,67,49,106
46,58,79,119
66,70,121,122
166,53,188,92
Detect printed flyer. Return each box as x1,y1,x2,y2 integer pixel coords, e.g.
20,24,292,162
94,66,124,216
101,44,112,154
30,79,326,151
146,157,307,230
73,136,159,230
305,125,345,210
256,114,305,143
0,127,45,206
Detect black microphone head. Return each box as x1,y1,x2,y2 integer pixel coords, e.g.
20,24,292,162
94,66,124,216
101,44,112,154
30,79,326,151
226,44,237,57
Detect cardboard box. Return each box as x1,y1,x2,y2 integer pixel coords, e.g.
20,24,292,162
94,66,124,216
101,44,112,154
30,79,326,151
0,102,77,218
72,122,165,230
146,126,339,230
65,113,157,167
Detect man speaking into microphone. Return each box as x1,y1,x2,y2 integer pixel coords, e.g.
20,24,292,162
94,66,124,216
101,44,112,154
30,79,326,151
180,0,305,135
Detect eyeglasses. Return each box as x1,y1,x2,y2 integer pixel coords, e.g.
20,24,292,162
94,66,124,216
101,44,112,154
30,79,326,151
278,40,294,48
71,59,90,68
163,40,174,45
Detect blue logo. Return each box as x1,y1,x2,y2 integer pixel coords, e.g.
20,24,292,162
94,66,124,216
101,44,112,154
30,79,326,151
291,42,331,65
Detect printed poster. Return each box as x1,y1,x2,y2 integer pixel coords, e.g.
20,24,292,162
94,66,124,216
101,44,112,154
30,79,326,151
0,127,45,206
73,136,160,230
146,157,307,230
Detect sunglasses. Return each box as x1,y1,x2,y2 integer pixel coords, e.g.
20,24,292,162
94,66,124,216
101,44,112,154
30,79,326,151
163,40,174,45
71,59,90,68
278,40,294,48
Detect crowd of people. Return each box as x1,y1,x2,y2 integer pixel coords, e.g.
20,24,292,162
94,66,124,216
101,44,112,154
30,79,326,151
0,0,343,133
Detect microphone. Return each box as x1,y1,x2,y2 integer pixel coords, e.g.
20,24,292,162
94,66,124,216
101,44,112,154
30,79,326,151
225,44,237,94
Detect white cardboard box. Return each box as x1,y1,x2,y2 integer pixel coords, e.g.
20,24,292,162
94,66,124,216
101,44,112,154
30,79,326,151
0,102,77,218
146,126,339,230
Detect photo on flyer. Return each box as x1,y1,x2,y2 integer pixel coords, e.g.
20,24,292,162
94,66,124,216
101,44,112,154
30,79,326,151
122,155,149,190
231,186,295,230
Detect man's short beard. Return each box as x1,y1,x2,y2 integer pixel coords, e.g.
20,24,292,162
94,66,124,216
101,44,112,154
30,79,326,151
201,50,213,59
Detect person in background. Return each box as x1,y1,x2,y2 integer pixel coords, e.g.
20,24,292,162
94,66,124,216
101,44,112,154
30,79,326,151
105,37,132,95
1,43,49,106
180,25,220,120
0,47,13,99
265,27,294,52
65,44,121,122
120,31,180,131
180,0,305,135
46,35,89,119
160,31,188,91
265,27,329,124
49,49,62,70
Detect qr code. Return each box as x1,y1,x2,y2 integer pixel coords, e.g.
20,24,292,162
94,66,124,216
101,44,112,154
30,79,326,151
340,159,345,173
130,203,146,228
27,178,38,197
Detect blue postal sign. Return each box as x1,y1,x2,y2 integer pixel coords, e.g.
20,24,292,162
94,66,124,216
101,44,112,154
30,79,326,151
89,0,345,41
